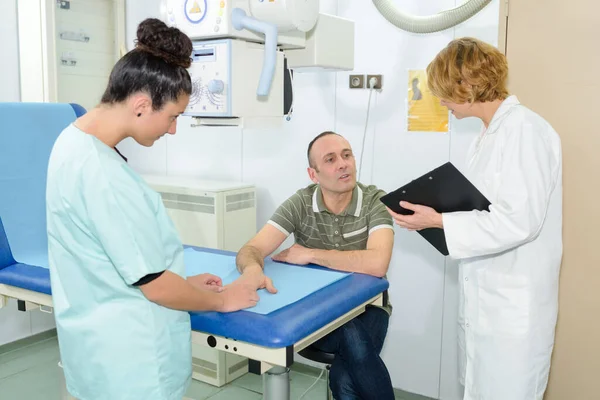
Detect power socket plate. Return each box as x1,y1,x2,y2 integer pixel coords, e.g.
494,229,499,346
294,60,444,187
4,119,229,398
366,74,383,89
349,74,364,89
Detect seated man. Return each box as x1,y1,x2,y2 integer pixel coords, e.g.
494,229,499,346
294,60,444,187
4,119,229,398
235,131,395,400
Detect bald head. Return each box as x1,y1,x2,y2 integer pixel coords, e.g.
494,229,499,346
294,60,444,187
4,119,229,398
307,131,342,170
306,131,356,194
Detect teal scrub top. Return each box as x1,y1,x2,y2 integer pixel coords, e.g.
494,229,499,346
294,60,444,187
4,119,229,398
46,124,191,400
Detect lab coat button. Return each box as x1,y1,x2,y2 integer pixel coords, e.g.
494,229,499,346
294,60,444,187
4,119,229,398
465,277,469,281
335,244,339,247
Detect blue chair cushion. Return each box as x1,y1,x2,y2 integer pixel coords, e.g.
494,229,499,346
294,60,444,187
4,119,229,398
0,103,84,295
0,103,84,269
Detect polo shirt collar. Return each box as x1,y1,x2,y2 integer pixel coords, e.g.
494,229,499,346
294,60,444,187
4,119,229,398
312,184,363,217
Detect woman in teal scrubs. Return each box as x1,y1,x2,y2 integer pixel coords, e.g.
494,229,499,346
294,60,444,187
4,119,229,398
46,19,258,400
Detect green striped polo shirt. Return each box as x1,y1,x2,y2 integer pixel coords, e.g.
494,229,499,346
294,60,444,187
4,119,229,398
268,182,394,314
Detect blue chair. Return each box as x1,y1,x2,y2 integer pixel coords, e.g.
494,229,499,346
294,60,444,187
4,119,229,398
0,102,85,308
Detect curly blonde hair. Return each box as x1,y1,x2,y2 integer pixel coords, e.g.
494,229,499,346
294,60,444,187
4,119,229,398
426,37,508,103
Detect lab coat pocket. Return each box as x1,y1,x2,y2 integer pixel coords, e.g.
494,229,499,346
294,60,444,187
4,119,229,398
477,271,531,337
481,172,502,200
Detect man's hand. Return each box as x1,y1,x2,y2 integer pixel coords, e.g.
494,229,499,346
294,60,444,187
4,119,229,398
187,273,223,293
386,201,443,231
272,244,314,265
235,265,277,293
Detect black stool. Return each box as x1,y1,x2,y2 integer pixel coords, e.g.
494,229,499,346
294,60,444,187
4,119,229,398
299,345,335,400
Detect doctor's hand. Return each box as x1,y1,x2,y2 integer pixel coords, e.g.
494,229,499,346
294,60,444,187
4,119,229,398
187,273,223,293
217,283,260,312
236,265,278,294
386,202,443,231
272,244,313,265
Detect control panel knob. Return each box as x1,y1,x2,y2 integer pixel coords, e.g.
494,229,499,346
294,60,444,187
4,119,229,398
208,79,224,94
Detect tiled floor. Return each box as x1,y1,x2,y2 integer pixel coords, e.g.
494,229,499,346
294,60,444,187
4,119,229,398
0,333,428,400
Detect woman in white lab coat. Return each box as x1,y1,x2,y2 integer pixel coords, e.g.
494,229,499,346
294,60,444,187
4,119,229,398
387,38,563,400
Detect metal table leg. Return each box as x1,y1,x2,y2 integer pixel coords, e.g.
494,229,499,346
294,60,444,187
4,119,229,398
263,366,290,400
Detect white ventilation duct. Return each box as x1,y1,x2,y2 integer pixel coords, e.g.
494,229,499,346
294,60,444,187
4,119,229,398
372,0,493,34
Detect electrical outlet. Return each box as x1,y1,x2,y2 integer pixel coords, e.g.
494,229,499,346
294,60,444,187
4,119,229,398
366,74,383,89
349,74,365,89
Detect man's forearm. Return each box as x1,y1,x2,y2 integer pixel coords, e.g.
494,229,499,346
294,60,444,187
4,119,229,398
236,245,265,273
309,249,389,277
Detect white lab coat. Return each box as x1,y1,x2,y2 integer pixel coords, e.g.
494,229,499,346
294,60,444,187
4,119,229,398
443,96,563,400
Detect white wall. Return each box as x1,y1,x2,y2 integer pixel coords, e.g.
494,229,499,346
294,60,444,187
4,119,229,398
0,0,57,347
121,1,500,398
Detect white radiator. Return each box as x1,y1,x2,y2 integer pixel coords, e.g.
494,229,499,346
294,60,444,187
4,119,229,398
143,175,256,387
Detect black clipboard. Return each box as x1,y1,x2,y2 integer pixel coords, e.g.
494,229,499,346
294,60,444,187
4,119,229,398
380,162,491,255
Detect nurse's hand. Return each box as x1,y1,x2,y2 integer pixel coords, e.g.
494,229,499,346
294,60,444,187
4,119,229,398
218,283,260,312
386,202,443,231
236,265,278,294
187,274,223,293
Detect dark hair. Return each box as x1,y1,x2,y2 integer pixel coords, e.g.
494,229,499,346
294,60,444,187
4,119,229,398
307,131,340,168
100,18,193,110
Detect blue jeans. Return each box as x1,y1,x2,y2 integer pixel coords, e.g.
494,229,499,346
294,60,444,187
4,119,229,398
311,306,394,400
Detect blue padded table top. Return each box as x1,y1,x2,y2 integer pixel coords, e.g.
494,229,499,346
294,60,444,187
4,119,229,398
0,241,388,349
188,247,389,348
0,263,51,295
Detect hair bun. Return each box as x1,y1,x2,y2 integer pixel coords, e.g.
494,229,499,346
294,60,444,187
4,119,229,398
135,18,192,68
